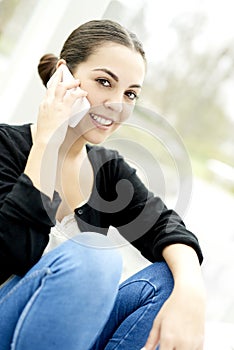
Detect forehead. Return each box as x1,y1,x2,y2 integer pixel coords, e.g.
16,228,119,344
76,43,145,84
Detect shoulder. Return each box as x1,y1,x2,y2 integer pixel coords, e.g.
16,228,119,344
86,144,136,178
86,144,123,169
0,123,32,171
0,123,32,147
0,122,32,136
86,144,121,160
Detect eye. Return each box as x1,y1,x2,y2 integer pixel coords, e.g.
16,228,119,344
125,91,138,101
96,78,111,87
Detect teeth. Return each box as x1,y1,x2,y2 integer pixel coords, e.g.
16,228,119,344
91,113,112,126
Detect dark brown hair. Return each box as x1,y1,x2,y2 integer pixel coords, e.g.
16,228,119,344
38,19,146,87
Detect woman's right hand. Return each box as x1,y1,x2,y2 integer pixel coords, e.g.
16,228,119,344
35,66,87,147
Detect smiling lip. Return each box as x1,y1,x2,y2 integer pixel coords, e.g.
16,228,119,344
90,113,114,129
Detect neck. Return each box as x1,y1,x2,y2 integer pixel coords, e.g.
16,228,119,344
59,127,87,160
31,124,87,159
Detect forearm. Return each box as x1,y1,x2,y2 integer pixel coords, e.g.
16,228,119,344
24,140,59,200
24,65,81,199
0,172,61,281
162,243,205,291
143,243,206,350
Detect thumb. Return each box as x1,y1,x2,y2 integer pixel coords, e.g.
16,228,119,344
142,317,161,350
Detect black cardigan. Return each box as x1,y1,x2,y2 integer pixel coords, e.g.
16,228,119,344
0,123,203,284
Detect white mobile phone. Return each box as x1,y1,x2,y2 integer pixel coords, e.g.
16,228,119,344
60,64,90,127
47,64,90,128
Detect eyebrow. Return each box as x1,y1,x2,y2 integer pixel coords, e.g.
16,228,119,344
92,68,142,89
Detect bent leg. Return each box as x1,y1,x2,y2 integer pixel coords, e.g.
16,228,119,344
0,232,122,350
91,261,174,350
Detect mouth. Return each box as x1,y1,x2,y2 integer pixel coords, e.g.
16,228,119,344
90,113,114,129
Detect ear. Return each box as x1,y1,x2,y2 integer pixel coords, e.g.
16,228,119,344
56,58,66,70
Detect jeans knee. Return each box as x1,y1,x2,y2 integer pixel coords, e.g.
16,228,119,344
121,262,174,302
50,232,122,288
148,262,174,298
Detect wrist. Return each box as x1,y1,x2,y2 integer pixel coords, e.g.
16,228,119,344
173,275,206,301
33,136,61,151
33,123,67,149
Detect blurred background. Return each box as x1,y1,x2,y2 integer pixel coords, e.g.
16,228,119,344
0,0,234,342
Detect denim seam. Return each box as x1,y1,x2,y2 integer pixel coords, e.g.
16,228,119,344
0,275,15,291
0,268,52,305
119,278,159,295
110,280,159,349
11,270,52,350
111,296,157,350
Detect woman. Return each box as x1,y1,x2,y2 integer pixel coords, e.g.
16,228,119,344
0,20,205,350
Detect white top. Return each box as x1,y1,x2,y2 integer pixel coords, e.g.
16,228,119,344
0,215,80,289
43,213,80,255
43,213,151,283
0,215,150,289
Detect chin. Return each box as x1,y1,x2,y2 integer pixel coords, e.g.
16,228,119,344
83,131,109,145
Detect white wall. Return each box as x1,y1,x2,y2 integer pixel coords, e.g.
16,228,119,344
0,0,111,124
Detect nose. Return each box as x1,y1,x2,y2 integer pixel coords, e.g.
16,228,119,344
104,99,123,113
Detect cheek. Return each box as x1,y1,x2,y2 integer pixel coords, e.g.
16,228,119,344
80,82,102,107
120,103,135,122
88,94,103,108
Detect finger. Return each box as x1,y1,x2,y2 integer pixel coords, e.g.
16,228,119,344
64,87,88,105
46,66,63,90
159,334,197,350
46,66,79,95
46,68,64,102
62,79,81,91
53,79,82,102
158,337,174,350
142,318,161,350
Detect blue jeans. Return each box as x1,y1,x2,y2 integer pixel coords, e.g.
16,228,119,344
0,232,174,350
92,260,174,350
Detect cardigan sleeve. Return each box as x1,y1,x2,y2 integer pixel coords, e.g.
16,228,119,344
106,152,203,264
0,124,61,284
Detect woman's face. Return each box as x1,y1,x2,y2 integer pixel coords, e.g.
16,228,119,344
72,42,145,144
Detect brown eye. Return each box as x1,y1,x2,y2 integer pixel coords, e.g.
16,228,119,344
96,78,111,87
125,91,138,101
